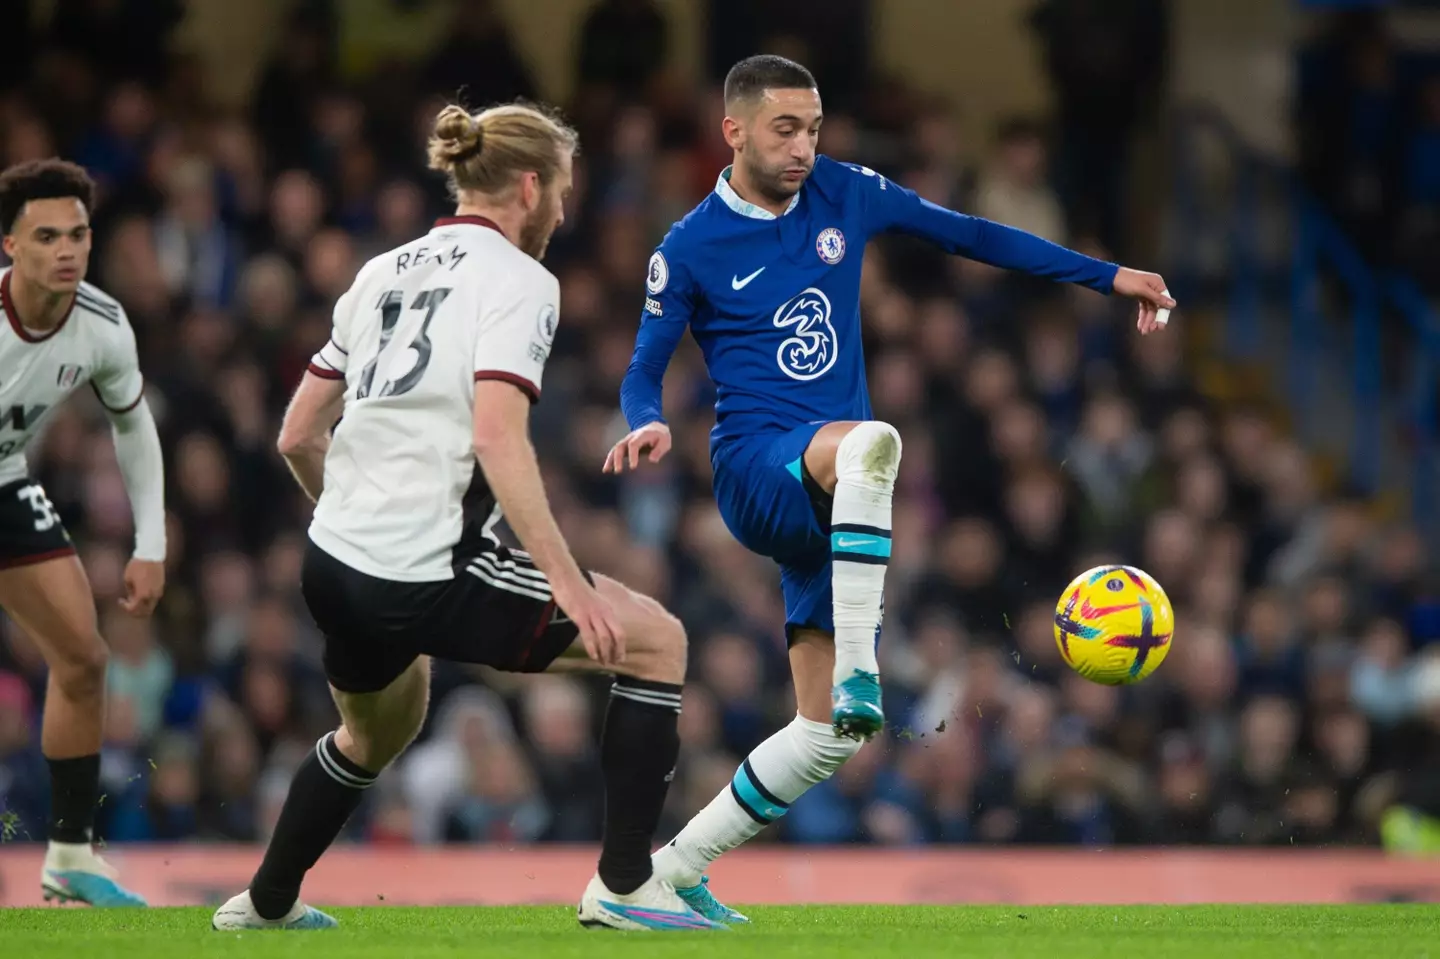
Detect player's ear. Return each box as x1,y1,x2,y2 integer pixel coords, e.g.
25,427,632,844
519,171,540,212
721,115,745,151
1,234,14,260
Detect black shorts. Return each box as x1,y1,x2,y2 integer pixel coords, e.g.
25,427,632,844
0,478,75,570
301,538,587,694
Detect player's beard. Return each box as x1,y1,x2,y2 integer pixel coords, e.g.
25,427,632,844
519,193,561,260
743,153,810,204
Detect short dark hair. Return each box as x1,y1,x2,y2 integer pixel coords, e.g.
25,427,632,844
0,159,96,234
723,55,817,108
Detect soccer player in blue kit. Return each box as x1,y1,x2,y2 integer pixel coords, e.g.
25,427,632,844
604,55,1174,921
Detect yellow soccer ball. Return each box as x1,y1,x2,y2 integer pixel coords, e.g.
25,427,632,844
1054,565,1175,685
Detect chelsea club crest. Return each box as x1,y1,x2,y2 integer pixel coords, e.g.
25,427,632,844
816,228,845,265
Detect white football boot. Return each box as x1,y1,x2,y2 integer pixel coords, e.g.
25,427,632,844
576,872,726,931
41,842,146,907
211,889,337,930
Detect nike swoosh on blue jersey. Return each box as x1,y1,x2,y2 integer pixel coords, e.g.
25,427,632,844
731,267,765,290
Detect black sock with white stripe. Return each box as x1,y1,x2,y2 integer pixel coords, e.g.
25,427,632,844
250,731,377,920
597,677,683,896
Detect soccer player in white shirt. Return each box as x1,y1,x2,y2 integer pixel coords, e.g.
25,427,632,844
0,159,166,907
211,103,721,933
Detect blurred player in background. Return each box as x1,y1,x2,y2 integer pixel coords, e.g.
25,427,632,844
212,102,722,933
0,160,167,906
606,55,1174,921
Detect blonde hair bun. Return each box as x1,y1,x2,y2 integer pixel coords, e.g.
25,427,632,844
425,100,577,199
427,105,484,171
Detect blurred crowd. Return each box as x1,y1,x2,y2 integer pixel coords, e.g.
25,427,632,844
2,0,1440,853
1297,8,1440,288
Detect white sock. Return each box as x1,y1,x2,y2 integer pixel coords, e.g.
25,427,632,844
829,421,901,684
653,715,861,887
44,841,92,863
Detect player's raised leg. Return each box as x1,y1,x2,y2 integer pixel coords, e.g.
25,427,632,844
0,554,147,907
803,420,901,738
212,655,430,930
548,574,724,931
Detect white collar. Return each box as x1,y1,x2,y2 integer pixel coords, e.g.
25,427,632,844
714,166,800,220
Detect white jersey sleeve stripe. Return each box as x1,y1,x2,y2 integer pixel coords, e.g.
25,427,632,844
88,306,146,413
474,369,539,403
307,361,344,381
311,337,349,376
470,269,558,404
90,378,145,414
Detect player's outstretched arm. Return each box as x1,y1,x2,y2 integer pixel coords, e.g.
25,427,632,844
472,380,626,666
849,162,1176,329
104,396,167,615
277,371,347,502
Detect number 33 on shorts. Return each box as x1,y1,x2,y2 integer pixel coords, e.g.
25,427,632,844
17,483,62,531
0,478,73,568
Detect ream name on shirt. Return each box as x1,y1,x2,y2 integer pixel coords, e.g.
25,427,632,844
396,246,468,274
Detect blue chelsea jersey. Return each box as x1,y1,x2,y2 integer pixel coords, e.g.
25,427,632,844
620,155,1119,452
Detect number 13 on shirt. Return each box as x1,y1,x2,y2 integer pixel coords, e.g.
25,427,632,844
356,287,452,400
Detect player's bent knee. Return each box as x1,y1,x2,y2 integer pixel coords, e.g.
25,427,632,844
836,421,902,489
50,635,109,702
627,603,688,686
591,575,688,684
334,660,429,771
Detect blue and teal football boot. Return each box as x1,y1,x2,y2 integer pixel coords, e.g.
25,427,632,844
831,669,884,740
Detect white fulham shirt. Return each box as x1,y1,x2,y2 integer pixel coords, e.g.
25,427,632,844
307,216,561,581
0,270,145,486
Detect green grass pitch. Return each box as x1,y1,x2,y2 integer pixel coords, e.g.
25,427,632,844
1,905,1437,958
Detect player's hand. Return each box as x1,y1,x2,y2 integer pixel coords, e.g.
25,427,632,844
602,422,672,474
120,558,165,616
1111,267,1177,335
552,575,627,667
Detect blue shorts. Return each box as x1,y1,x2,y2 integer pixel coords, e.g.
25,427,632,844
712,424,837,641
